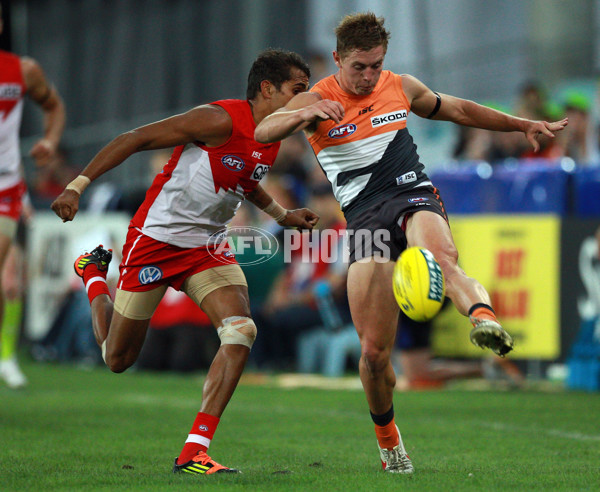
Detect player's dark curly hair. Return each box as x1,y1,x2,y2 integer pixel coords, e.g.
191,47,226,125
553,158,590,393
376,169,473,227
246,48,310,100
335,12,390,59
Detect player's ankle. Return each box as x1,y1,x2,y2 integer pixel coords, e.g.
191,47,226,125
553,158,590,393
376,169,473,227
84,272,110,304
371,405,399,449
468,303,497,322
82,263,108,283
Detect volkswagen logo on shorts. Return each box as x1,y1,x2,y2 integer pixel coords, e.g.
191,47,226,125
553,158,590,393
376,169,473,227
208,226,279,266
328,123,357,139
221,154,245,171
138,266,163,285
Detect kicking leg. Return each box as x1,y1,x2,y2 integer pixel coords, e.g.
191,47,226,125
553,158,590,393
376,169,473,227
405,211,513,356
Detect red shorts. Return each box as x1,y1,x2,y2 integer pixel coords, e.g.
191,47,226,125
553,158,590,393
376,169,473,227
0,181,26,220
118,228,238,292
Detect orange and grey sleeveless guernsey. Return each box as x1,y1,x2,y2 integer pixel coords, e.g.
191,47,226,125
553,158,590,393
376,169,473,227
131,99,280,248
307,71,430,221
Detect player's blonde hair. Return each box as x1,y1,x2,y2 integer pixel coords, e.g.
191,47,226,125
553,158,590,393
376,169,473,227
335,12,390,59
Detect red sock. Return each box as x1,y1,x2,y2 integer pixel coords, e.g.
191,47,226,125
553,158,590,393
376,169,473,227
375,419,399,450
82,264,110,304
177,412,220,465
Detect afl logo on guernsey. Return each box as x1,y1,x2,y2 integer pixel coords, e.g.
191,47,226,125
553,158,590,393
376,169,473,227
221,154,245,171
139,266,163,285
328,123,357,139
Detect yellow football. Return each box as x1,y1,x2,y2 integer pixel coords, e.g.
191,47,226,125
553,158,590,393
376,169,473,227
393,247,445,322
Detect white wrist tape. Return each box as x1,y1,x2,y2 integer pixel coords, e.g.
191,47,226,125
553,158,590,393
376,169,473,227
65,175,91,195
263,199,288,224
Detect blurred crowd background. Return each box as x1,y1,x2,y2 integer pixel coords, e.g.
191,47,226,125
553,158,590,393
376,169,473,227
3,0,600,390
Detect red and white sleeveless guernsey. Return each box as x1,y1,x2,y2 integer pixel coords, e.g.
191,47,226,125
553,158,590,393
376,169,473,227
130,99,280,248
0,50,26,191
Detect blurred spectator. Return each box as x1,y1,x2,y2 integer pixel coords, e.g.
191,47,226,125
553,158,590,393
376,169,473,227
514,81,548,121
453,102,528,163
30,147,78,209
270,133,315,205
83,149,173,216
250,184,349,370
514,83,566,161
452,126,492,161
559,91,592,164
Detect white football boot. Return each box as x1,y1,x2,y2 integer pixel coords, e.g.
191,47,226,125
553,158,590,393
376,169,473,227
469,317,514,357
377,425,414,474
0,357,28,389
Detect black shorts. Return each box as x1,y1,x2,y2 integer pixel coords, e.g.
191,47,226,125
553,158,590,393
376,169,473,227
346,186,448,264
395,312,432,350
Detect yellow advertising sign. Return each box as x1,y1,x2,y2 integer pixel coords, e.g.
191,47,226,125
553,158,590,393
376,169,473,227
431,215,560,359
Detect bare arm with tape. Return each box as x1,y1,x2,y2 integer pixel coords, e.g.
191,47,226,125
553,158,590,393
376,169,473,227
245,184,320,230
51,105,233,222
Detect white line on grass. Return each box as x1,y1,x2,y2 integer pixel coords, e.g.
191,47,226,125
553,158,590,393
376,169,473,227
477,421,600,441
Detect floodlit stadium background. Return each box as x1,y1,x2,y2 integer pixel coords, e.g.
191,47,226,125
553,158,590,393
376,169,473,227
3,0,600,382
13,0,600,176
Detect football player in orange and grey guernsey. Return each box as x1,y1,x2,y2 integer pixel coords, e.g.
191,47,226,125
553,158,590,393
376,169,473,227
255,12,568,473
0,4,65,388
51,49,318,475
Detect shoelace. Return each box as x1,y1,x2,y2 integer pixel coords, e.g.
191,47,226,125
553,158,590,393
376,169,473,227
385,448,411,471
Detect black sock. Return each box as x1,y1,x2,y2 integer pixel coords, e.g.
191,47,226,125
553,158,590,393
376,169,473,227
370,405,394,427
468,303,495,317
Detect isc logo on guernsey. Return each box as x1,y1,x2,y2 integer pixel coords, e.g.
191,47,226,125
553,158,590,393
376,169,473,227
328,123,356,139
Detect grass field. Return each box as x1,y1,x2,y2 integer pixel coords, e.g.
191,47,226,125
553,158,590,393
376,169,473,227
1,358,599,491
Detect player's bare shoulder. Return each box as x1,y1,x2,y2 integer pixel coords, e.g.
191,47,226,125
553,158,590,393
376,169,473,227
399,74,425,100
185,104,233,147
19,56,45,92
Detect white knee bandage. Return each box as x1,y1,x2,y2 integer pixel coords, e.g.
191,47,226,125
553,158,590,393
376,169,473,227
101,340,107,363
217,316,257,350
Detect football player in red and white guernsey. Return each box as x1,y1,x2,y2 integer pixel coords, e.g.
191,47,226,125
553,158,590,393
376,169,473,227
0,5,65,389
51,49,317,475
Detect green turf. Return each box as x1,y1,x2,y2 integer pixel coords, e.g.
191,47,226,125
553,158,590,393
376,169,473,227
1,359,599,491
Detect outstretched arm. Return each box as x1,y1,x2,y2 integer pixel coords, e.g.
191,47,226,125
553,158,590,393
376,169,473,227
246,184,319,230
255,92,345,143
403,74,568,152
51,105,232,222
21,57,66,166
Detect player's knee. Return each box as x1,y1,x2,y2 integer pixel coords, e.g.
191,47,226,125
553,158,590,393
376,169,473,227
436,250,463,287
217,316,257,350
435,247,459,275
360,341,390,374
104,350,134,374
